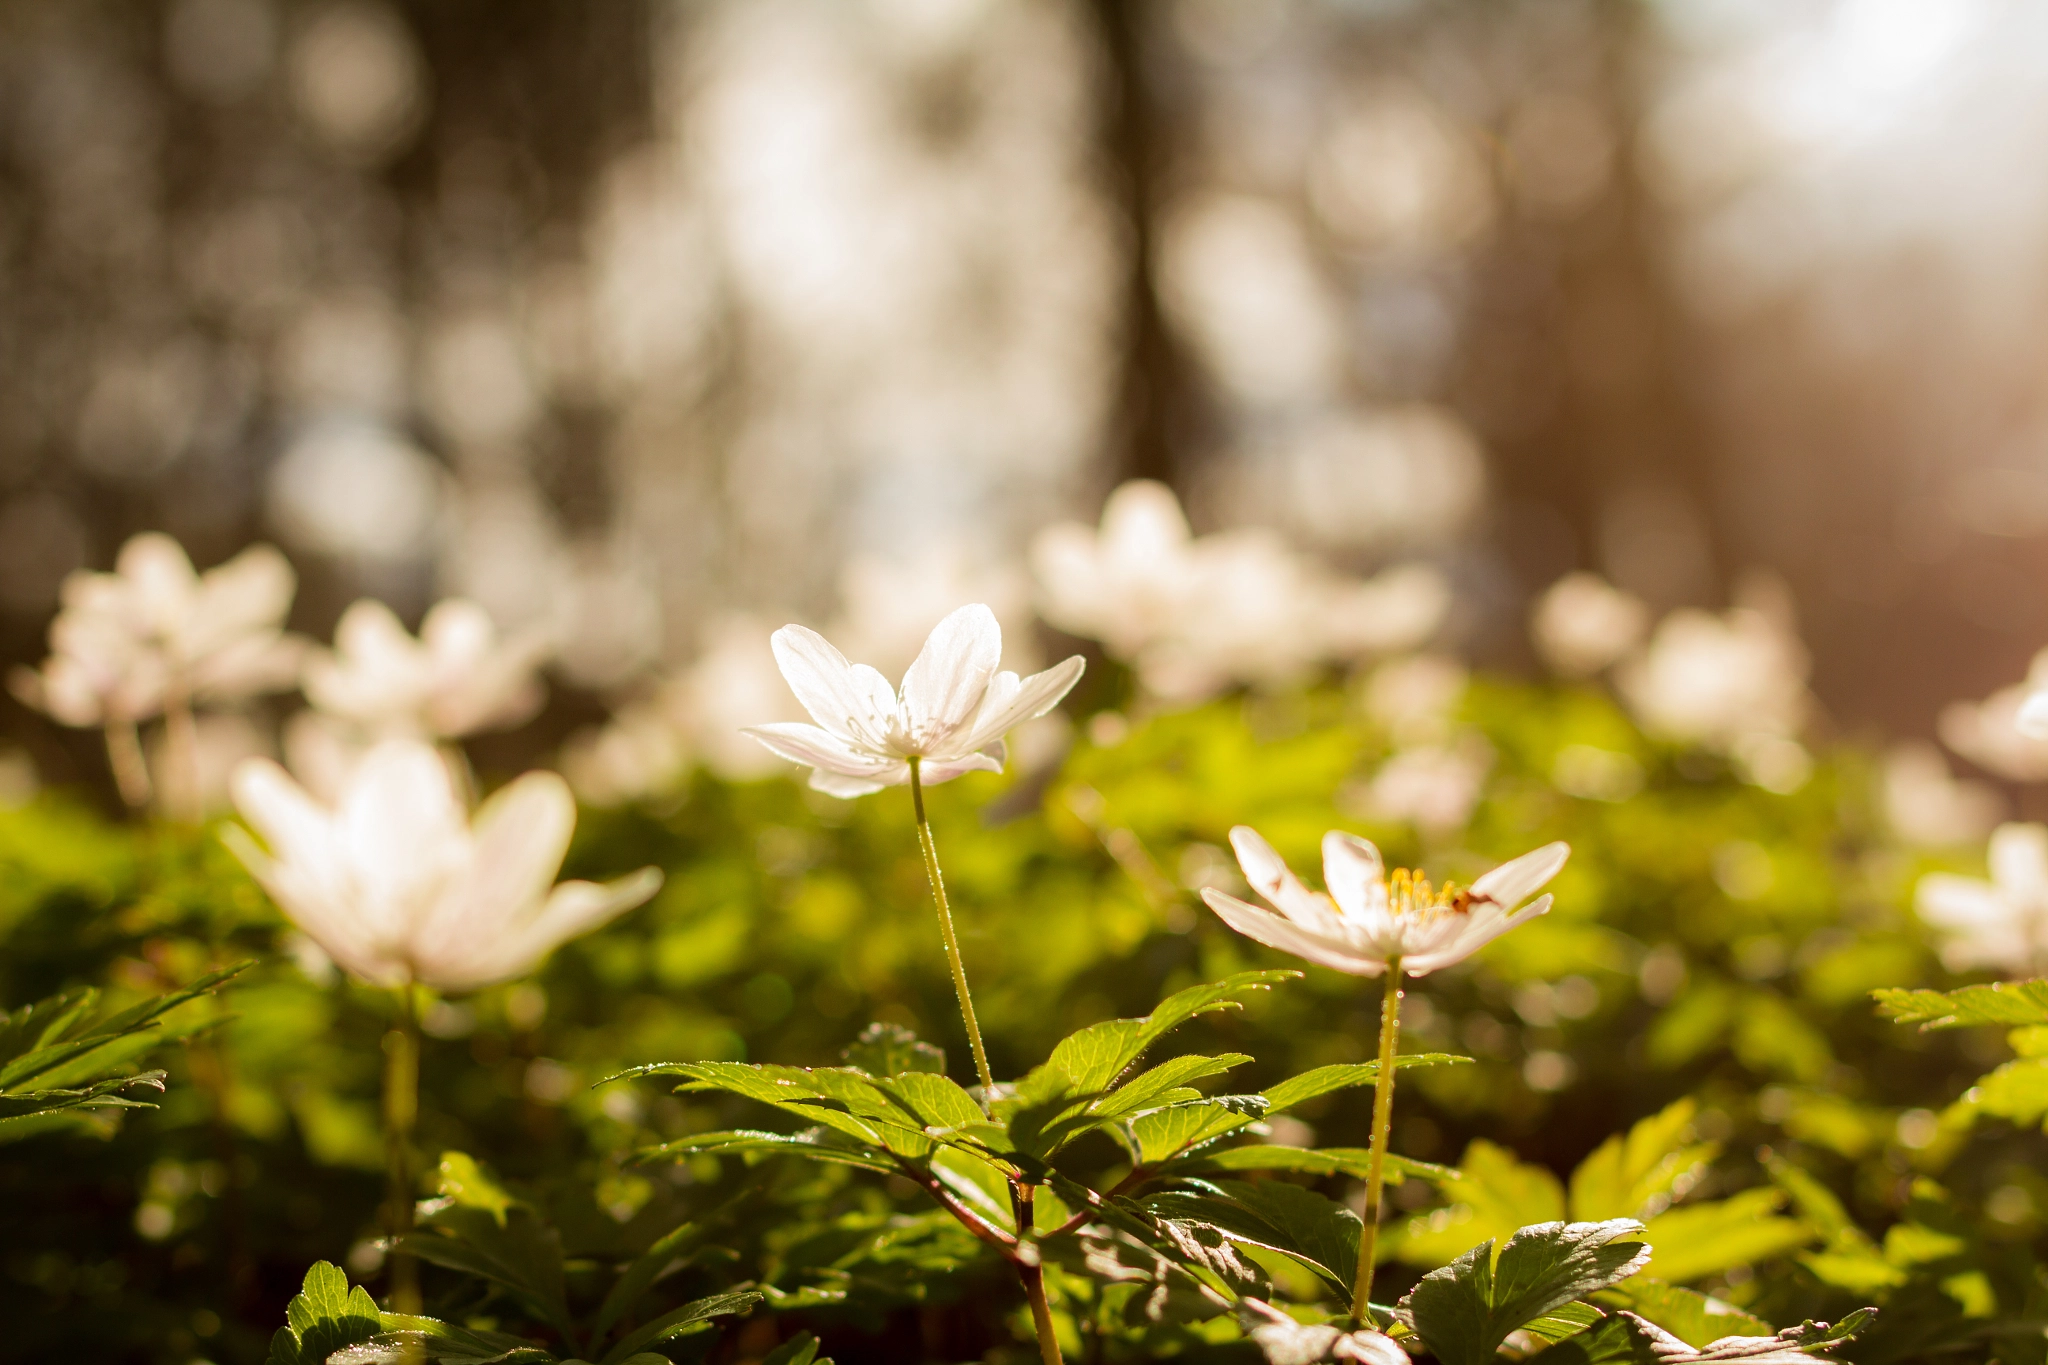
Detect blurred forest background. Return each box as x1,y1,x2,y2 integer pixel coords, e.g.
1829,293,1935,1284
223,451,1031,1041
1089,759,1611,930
4,0,2048,790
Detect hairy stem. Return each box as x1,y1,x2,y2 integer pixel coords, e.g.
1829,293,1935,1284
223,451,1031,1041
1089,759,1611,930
1352,963,1403,1323
909,759,995,1108
104,720,151,810
1012,1183,1065,1365
383,983,422,1315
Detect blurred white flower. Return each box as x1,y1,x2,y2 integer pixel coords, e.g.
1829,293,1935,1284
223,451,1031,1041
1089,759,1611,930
1363,655,1468,747
1615,586,1811,789
1202,826,1568,977
1031,480,1447,703
303,598,550,740
1350,740,1493,836
149,712,271,816
1943,648,2048,781
830,546,1038,680
226,739,660,991
281,710,372,804
1531,572,1648,677
1916,823,2048,975
673,613,807,781
11,532,301,727
746,603,1084,797
1032,480,1205,664
1884,742,2003,848
560,699,691,807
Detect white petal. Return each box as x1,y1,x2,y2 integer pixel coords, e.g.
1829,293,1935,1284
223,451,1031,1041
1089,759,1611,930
1321,832,1385,919
1404,895,1552,976
769,625,897,748
336,740,468,947
809,766,901,798
1201,888,1384,976
947,655,1086,757
2020,690,2048,741
1915,874,2014,931
1989,823,2048,901
1469,841,1570,910
419,868,661,991
1228,825,1345,931
744,722,900,781
916,751,1006,785
899,604,1001,740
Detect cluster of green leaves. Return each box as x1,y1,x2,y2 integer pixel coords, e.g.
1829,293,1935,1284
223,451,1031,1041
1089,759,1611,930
0,671,2041,1360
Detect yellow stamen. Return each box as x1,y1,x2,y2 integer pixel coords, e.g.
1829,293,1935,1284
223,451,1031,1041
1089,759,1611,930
1386,868,1473,921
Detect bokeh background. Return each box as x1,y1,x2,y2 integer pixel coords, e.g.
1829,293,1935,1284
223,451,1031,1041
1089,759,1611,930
8,0,2048,794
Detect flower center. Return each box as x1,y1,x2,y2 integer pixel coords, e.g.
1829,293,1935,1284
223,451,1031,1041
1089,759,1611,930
1385,867,1475,927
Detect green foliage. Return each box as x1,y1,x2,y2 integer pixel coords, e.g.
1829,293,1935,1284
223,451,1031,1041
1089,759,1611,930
1397,1218,1652,1365
0,960,246,1141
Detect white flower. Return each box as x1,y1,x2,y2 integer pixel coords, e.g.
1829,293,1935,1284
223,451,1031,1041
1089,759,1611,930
560,699,691,807
1031,480,1448,703
745,603,1085,797
1943,648,2048,781
11,532,300,726
1615,584,1811,792
1884,742,2003,849
304,597,550,740
1349,740,1493,835
1916,823,2048,975
1201,826,1568,977
1531,572,1648,677
831,546,1038,680
226,739,660,992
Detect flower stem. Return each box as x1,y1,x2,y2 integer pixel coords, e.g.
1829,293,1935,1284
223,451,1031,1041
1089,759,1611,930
104,720,151,810
383,982,422,1315
1010,1183,1065,1365
908,758,996,1109
163,696,201,823
1352,962,1403,1323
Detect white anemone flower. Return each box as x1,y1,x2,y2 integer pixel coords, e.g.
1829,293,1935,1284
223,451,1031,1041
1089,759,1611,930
11,531,301,726
745,603,1085,797
1915,823,2048,975
1201,826,1568,977
304,597,551,740
1531,572,1648,677
1945,648,2048,781
226,739,660,992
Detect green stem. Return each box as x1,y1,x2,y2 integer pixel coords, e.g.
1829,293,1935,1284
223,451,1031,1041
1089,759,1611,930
1352,962,1403,1323
383,982,422,1315
908,758,996,1108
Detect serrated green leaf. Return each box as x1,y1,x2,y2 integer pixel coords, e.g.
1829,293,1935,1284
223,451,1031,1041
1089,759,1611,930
403,1205,574,1344
437,1151,516,1225
1397,1139,1567,1267
1142,1178,1361,1298
1177,1144,1457,1186
1964,1055,2048,1129
637,1127,897,1173
759,1331,828,1365
1593,1278,1773,1348
1569,1099,1717,1223
841,1021,944,1078
596,1288,761,1365
1127,1095,1267,1163
268,1261,384,1365
1042,970,1296,1097
1640,1188,1812,1283
1261,1055,1474,1113
1874,980,2048,1030
875,1071,985,1130
1398,1219,1651,1365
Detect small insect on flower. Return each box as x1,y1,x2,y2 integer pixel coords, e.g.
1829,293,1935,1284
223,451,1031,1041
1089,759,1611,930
1202,826,1569,977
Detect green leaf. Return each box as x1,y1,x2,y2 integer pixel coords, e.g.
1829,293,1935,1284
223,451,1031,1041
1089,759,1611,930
437,1151,516,1225
267,1261,384,1365
1593,1279,1773,1348
759,1332,829,1365
1260,1055,1473,1113
1545,1306,1877,1363
1142,1178,1361,1298
1174,1144,1457,1186
1640,1188,1812,1284
1965,1056,2048,1129
1568,1099,1718,1222
638,1127,898,1174
841,1021,944,1078
1126,1095,1268,1164
874,1071,987,1131
402,1204,575,1345
1042,970,1296,1096
0,961,250,1091
1397,1219,1651,1365
596,1288,761,1365
1874,980,2048,1030
1396,1140,1567,1267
